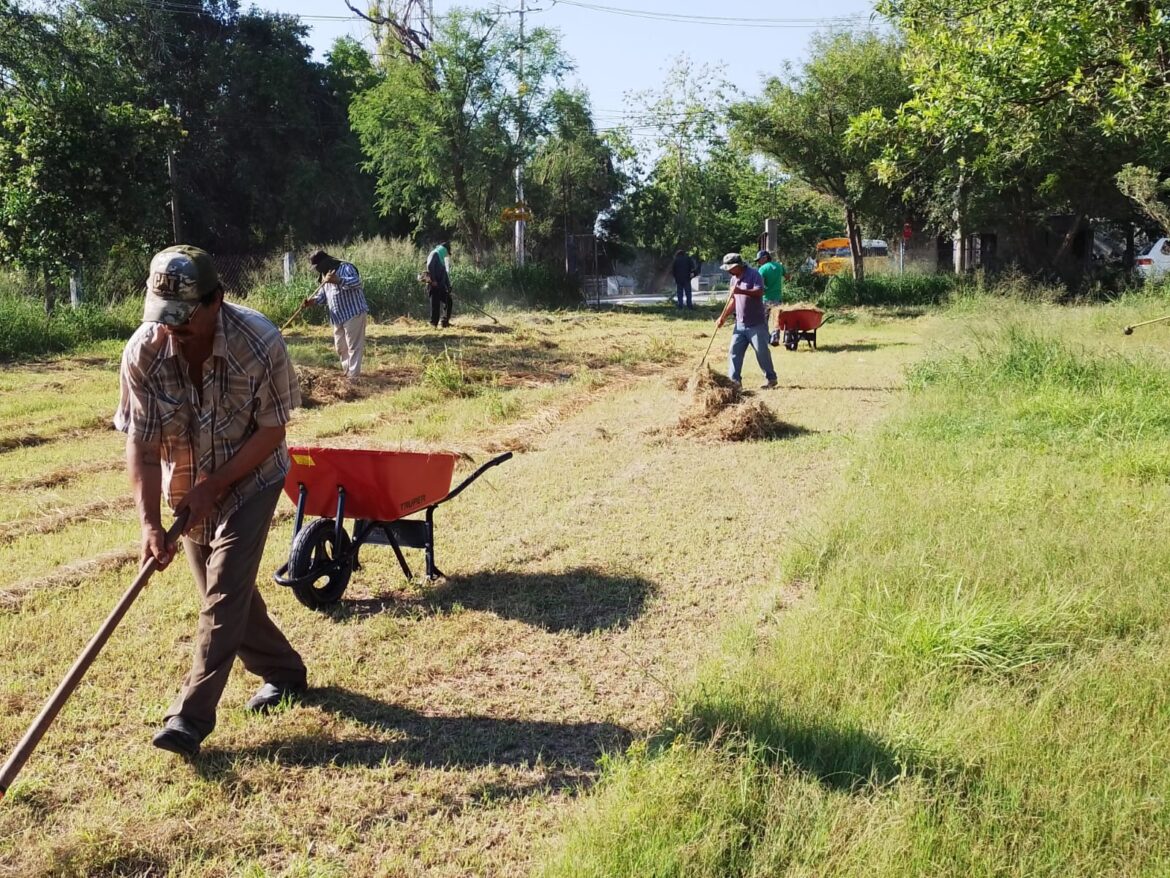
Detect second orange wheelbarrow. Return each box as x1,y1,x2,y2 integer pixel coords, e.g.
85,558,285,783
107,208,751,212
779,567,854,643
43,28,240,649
776,307,829,350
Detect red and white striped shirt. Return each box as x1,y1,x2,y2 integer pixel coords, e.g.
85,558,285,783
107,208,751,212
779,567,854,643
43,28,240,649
114,303,300,544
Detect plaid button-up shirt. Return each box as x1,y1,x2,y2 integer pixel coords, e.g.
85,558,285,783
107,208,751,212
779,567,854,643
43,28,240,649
114,303,301,544
310,261,368,326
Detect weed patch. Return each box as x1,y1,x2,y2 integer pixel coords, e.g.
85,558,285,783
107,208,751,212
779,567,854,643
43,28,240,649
421,348,479,397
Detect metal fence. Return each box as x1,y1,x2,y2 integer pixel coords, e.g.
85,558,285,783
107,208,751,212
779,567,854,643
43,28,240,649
6,251,294,312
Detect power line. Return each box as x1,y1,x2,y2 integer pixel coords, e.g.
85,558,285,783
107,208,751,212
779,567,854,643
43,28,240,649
548,0,878,28
131,0,361,21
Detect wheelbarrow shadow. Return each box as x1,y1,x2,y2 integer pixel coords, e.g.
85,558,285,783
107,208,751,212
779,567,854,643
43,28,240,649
335,567,657,634
813,341,911,353
197,686,631,794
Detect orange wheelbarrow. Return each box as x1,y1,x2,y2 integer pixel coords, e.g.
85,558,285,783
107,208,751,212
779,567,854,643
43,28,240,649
776,307,829,350
273,447,512,609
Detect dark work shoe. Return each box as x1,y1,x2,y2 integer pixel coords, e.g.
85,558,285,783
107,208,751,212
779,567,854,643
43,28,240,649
245,681,307,714
761,379,778,389
152,716,202,758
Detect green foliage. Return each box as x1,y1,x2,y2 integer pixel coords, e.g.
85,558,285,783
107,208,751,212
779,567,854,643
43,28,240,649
732,32,910,280
0,1,389,273
526,89,626,267
0,2,177,281
1116,163,1170,234
869,0,1163,259
615,61,736,260
350,8,572,256
0,93,175,273
422,348,475,396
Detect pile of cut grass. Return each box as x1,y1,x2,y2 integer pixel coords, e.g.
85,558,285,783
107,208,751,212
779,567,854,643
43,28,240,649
675,368,796,442
540,306,1170,877
295,366,362,408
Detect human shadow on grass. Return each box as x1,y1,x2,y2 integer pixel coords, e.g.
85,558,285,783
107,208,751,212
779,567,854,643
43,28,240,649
198,687,631,792
608,302,722,322
679,706,973,794
334,567,657,634
813,341,911,353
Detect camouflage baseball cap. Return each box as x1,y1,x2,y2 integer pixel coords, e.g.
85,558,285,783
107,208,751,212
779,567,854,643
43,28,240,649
142,245,220,325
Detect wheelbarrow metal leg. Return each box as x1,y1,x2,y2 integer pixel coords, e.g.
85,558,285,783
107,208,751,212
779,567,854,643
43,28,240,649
334,487,347,549
382,525,414,580
291,483,307,546
424,506,443,580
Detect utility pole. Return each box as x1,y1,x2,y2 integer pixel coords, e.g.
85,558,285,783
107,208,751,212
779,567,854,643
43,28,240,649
166,101,184,245
514,0,526,266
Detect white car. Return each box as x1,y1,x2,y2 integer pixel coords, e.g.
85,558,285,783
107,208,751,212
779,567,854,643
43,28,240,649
1135,238,1170,279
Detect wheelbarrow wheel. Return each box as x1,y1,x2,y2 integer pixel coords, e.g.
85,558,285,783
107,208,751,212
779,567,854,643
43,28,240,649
287,518,353,610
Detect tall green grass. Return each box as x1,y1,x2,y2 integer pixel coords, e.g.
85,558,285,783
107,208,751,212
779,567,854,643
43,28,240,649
802,272,958,308
540,306,1170,877
0,295,140,361
0,238,584,360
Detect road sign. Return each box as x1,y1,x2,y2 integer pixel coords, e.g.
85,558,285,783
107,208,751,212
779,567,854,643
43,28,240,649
502,204,534,223
903,222,913,241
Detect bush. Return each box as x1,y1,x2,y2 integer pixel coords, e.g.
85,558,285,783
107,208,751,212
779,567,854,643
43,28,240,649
813,272,958,308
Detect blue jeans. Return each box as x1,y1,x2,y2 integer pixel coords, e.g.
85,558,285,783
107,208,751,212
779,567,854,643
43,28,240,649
728,322,777,383
675,280,692,308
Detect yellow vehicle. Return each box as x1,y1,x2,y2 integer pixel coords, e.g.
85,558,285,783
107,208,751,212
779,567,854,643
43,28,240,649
811,237,890,277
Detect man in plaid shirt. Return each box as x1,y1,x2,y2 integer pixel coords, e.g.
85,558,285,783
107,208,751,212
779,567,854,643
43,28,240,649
303,249,368,379
116,245,308,758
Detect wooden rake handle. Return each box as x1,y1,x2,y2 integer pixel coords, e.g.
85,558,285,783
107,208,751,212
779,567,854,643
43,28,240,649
698,287,736,370
0,510,188,800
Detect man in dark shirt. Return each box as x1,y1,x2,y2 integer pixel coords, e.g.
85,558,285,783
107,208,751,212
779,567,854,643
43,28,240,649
671,248,697,309
425,241,454,328
715,252,777,389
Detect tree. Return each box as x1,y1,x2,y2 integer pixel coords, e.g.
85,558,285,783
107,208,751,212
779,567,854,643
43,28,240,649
0,1,176,307
349,7,570,259
72,0,383,251
866,0,1169,276
731,32,910,281
525,90,625,269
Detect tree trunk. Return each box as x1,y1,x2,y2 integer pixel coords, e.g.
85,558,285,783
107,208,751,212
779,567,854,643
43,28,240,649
845,205,865,283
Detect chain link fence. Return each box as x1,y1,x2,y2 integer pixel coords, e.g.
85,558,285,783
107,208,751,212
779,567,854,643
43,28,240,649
3,251,294,312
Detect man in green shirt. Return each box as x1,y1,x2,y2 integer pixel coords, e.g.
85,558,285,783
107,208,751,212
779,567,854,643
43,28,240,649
756,250,786,346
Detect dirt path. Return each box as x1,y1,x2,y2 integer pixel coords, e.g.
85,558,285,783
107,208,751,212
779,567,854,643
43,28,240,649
0,310,930,877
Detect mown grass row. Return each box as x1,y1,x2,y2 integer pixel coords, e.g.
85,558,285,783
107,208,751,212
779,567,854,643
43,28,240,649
539,301,1170,876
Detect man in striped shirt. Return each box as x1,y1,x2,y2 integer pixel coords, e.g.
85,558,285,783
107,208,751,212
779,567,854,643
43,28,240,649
116,245,307,757
303,249,368,379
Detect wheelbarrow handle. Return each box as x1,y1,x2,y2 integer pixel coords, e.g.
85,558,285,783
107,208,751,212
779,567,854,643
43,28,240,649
0,509,189,801
436,452,513,508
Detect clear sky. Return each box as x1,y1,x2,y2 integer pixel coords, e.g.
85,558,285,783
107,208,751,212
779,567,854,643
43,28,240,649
252,0,885,120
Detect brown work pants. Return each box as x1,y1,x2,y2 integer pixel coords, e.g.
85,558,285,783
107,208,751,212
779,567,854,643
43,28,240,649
166,484,306,739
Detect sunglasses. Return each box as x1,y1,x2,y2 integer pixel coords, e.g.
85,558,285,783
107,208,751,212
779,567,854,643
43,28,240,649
172,302,201,327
